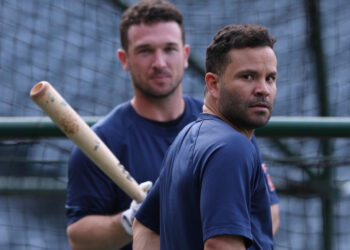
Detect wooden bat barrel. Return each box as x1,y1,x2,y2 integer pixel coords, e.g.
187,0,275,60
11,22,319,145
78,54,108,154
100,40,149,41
30,81,146,203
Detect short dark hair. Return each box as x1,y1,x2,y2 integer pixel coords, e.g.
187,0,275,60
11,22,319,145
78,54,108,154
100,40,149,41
120,0,185,51
205,24,276,75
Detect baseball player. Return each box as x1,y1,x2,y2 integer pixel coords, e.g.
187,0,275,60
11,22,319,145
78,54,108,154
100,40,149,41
134,23,278,249
65,1,202,249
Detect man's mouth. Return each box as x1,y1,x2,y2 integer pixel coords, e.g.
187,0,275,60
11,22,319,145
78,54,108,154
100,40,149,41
249,102,271,111
150,70,171,79
151,74,170,80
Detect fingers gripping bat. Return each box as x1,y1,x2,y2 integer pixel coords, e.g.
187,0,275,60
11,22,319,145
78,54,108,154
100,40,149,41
30,81,146,203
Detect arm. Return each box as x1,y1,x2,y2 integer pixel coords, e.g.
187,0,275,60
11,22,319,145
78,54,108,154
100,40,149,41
66,145,131,250
133,178,161,249
253,137,279,235
67,178,152,250
67,213,131,250
271,203,280,235
132,218,160,250
204,235,246,250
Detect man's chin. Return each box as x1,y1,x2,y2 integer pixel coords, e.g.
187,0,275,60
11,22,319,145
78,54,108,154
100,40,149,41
248,113,271,128
142,89,176,99
252,116,271,128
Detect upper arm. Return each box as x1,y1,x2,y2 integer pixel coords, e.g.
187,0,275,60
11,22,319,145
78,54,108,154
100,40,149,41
135,178,161,233
66,146,120,224
133,218,160,250
66,213,132,250
270,203,280,235
204,235,246,250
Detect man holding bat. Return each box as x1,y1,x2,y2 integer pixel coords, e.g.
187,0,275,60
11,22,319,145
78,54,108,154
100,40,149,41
65,1,203,249
133,24,278,249
65,1,279,250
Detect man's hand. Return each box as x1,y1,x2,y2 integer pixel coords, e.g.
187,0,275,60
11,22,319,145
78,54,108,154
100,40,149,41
121,181,153,235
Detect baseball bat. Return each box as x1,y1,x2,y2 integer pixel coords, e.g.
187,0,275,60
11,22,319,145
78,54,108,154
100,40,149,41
30,81,146,203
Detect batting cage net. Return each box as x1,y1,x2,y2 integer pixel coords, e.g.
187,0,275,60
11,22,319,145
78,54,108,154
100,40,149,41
1,0,350,249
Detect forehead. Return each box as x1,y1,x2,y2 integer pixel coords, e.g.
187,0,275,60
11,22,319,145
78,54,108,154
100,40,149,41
127,21,183,49
226,47,277,73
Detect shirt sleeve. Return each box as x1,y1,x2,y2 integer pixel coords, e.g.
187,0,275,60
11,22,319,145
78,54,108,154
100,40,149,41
65,145,121,225
261,162,279,205
199,138,255,247
251,136,279,205
135,178,160,234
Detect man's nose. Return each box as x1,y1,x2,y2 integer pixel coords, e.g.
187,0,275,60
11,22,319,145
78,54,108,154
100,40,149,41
152,50,166,68
254,79,271,96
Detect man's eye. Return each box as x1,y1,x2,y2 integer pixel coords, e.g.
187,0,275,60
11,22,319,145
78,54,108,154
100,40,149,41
141,49,151,53
165,47,176,53
138,48,152,54
266,76,276,83
243,74,253,80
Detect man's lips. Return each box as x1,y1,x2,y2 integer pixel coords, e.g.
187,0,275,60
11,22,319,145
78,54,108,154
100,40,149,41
149,74,172,84
149,70,171,79
249,102,271,111
150,74,170,80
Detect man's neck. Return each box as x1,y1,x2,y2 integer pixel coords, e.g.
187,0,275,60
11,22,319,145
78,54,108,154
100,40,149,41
202,103,254,139
131,91,185,122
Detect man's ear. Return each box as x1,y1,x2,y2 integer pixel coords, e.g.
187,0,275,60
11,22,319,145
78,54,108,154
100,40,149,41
205,72,220,99
117,49,129,71
183,44,190,69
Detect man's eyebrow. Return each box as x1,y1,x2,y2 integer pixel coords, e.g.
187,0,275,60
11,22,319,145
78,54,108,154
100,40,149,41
134,44,152,50
166,42,179,46
268,71,278,77
236,69,278,76
236,69,258,75
135,42,179,48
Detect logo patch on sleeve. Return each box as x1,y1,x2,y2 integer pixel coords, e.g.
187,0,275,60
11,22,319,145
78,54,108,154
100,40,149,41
262,163,275,191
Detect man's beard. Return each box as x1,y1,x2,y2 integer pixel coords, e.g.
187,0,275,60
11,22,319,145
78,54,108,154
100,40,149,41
132,71,182,99
218,84,273,131
133,80,181,99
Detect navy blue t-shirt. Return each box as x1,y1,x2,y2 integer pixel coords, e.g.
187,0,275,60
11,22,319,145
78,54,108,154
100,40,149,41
136,136,279,235
139,113,273,249
65,97,203,249
252,136,279,205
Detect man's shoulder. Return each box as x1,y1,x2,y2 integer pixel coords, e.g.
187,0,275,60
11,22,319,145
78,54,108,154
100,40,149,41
195,114,255,153
93,101,132,128
89,101,134,141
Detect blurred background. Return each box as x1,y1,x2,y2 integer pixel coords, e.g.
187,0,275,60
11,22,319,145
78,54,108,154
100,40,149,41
1,0,350,249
